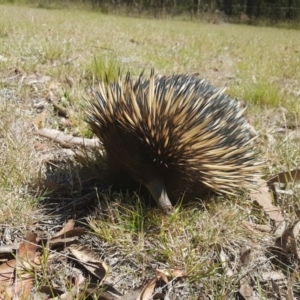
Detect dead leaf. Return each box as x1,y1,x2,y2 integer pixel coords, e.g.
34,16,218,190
240,247,252,267
48,236,83,248
68,244,108,281
17,232,38,260
271,279,280,295
261,271,285,282
290,220,300,263
34,142,51,151
214,244,233,276
47,219,87,247
39,220,86,249
81,283,123,300
50,228,87,241
273,220,288,236
34,110,48,129
136,276,157,300
268,169,300,185
135,269,185,300
239,278,252,300
0,259,16,291
38,285,65,297
0,233,38,300
52,219,75,238
58,273,85,300
250,180,285,225
275,225,291,251
286,270,298,300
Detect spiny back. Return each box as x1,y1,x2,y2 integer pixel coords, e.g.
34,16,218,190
86,71,260,213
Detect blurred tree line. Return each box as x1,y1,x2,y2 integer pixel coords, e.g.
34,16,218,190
64,0,300,20
6,0,300,21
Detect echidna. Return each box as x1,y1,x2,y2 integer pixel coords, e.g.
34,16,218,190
86,70,260,214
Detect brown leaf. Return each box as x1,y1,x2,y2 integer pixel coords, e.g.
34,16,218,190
135,269,185,300
261,271,285,282
155,269,185,279
0,259,16,289
38,285,65,297
81,283,123,300
290,220,300,263
34,110,48,129
250,180,285,225
0,233,38,300
59,273,86,300
240,247,252,267
68,244,108,281
271,279,280,295
286,270,298,300
46,219,87,247
136,276,157,300
19,232,38,260
47,219,87,247
239,278,252,300
214,244,233,276
273,220,288,236
34,142,51,151
268,169,300,184
51,219,75,238
48,236,83,248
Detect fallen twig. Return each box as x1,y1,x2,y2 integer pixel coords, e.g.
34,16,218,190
36,128,100,149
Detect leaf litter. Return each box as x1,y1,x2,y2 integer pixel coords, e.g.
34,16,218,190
1,157,300,299
1,95,300,298
1,34,300,298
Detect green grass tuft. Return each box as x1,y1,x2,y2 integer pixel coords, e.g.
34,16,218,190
86,55,119,82
234,80,282,107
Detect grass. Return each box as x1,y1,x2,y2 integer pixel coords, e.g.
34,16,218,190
0,99,38,227
0,3,300,299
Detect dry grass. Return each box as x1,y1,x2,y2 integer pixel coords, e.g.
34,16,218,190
0,4,300,299
0,99,41,226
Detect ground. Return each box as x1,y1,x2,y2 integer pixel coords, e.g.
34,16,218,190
0,4,300,299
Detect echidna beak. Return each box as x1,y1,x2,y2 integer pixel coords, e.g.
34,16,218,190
144,178,174,215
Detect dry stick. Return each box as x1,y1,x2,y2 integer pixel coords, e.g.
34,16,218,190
52,101,68,117
36,128,100,149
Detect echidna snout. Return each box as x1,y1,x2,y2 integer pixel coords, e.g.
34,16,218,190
86,71,260,214
143,178,173,214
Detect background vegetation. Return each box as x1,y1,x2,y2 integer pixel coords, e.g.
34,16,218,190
1,0,300,24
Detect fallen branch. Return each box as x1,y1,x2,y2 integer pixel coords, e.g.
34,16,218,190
36,128,100,149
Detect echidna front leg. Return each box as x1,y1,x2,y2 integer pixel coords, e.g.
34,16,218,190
144,178,174,214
